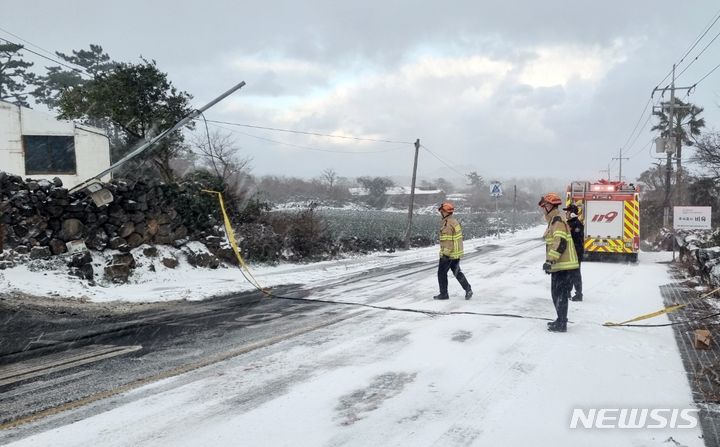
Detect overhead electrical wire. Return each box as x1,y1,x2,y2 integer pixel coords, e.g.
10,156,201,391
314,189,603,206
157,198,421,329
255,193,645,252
0,25,65,62
207,121,409,154
626,111,656,158
205,119,412,145
655,7,720,88
616,10,720,175
419,144,468,179
689,60,720,89
629,138,654,160
0,35,90,77
620,97,653,151
675,27,720,80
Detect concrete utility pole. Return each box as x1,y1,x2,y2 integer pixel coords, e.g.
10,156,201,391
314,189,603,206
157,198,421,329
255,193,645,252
404,138,420,248
612,148,629,182
652,64,693,227
665,65,676,228
600,164,610,181
512,184,517,233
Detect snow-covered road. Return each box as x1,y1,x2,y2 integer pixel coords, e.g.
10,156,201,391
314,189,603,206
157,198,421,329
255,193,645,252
2,229,705,446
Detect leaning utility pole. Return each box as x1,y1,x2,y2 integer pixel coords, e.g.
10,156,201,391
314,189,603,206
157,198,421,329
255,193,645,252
612,148,628,182
404,138,420,248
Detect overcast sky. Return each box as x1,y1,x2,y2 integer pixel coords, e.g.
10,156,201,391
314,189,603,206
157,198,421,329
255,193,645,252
4,1,720,185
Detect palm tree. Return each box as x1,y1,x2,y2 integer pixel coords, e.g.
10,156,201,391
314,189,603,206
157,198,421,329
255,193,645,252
651,98,705,204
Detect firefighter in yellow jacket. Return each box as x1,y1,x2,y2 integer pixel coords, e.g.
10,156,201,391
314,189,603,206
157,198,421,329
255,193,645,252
434,202,473,300
538,193,579,332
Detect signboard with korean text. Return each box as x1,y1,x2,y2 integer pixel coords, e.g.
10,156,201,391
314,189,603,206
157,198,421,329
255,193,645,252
490,182,503,197
673,206,711,230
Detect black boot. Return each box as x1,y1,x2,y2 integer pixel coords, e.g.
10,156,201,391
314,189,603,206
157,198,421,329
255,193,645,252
465,289,473,300
570,294,583,302
433,293,449,300
547,319,558,327
547,321,567,332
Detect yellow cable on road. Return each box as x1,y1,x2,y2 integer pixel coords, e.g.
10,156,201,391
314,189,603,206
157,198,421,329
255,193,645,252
201,190,270,297
603,286,720,327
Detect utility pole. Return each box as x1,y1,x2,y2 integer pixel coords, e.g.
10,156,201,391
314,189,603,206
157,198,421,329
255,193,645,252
652,64,693,227
404,138,420,248
512,184,517,233
600,164,610,181
665,65,676,228
612,148,629,182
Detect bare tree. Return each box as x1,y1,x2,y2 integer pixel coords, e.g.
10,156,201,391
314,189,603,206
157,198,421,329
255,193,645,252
321,168,338,188
192,129,252,190
692,131,720,180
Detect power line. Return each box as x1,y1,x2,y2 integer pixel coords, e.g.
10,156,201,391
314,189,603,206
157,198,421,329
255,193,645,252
690,60,720,89
676,27,720,80
205,119,411,145
626,110,656,159
655,7,720,88
0,36,89,77
620,97,653,151
609,91,662,175
0,25,62,61
418,144,467,178
629,137,654,160
207,121,409,154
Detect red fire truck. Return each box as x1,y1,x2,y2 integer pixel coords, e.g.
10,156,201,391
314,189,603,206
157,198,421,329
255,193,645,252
566,180,640,262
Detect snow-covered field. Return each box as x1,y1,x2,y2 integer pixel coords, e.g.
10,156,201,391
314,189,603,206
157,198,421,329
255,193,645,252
2,228,705,446
0,229,534,303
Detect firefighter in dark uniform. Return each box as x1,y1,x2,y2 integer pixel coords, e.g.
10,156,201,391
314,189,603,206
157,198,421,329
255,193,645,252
563,204,584,301
539,193,580,333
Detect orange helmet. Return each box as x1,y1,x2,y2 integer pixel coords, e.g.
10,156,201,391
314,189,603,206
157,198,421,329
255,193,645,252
538,193,562,207
438,201,455,213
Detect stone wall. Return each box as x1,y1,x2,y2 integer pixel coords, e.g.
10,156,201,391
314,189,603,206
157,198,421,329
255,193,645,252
0,171,224,280
675,230,720,287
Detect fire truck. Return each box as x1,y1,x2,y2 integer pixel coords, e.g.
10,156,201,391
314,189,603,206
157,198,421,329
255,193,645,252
566,180,640,262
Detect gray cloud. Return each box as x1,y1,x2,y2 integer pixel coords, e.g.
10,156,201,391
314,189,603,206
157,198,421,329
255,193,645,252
4,0,720,183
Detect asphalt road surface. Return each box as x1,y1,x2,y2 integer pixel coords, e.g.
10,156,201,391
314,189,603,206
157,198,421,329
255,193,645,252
0,238,539,444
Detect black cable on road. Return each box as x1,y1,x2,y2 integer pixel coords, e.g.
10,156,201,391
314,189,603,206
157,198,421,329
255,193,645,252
268,293,555,322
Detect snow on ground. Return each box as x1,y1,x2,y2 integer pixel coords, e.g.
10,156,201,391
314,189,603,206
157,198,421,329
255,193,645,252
3,229,704,447
0,228,537,303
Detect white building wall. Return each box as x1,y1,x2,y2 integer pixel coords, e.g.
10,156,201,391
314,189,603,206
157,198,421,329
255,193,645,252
0,101,111,188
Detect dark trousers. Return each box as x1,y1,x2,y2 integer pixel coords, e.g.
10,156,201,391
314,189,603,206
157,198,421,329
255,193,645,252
438,256,471,294
551,270,574,323
570,260,582,297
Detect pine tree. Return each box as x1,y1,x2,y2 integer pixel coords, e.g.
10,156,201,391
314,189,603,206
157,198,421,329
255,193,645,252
0,42,35,107
58,58,193,182
32,44,115,110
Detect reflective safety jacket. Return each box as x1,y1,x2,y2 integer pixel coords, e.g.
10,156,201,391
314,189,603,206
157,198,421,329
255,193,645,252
543,208,579,272
439,215,464,259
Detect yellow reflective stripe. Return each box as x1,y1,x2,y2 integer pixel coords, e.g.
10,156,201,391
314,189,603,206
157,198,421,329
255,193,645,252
553,260,579,270
548,250,560,260
440,235,453,240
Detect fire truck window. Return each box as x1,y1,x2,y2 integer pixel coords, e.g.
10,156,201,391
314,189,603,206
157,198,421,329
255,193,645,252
23,135,77,175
